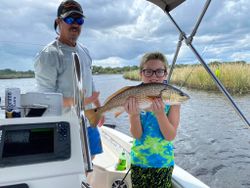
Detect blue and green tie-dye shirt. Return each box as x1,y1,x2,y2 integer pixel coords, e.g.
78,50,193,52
130,105,174,168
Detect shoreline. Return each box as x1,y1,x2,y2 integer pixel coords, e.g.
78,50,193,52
1,62,250,95
0,76,34,79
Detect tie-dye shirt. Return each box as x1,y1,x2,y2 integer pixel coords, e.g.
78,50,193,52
130,105,174,168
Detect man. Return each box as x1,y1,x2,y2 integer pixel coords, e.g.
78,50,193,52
34,0,103,158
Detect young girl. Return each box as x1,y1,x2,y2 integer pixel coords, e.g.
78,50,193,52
124,52,180,188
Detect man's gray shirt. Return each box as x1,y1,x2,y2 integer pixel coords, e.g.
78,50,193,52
34,40,95,109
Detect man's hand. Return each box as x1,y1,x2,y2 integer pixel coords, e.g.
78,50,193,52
84,91,100,105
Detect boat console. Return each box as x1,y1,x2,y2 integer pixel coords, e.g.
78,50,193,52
0,92,88,188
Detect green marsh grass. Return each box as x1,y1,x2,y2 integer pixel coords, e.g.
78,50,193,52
123,63,250,95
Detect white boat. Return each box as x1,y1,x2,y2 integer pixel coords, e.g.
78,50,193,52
0,105,209,188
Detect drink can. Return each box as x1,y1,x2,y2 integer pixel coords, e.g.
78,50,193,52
5,88,21,118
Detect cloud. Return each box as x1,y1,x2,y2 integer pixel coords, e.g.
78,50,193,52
0,0,249,71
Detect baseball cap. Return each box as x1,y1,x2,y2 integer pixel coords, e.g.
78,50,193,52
54,0,85,30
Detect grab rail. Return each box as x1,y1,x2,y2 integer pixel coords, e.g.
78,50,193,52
72,52,93,172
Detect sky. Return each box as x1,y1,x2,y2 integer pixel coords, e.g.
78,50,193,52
0,0,249,71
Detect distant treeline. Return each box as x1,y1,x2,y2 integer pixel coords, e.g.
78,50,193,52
0,69,34,79
0,61,248,80
0,66,139,79
92,65,138,74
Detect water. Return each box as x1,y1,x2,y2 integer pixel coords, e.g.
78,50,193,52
0,75,250,188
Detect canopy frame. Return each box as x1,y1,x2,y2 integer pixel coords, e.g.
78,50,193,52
147,0,250,127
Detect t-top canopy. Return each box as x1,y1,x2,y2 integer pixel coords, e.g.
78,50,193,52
147,0,185,12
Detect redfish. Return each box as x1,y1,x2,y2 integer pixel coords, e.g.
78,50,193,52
85,83,190,126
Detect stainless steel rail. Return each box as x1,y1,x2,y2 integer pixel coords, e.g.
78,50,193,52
72,52,93,172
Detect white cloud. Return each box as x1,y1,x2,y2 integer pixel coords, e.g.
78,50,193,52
93,57,128,68
0,0,249,71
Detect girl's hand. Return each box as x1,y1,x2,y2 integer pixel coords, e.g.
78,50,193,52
151,97,165,116
126,97,142,139
124,97,140,117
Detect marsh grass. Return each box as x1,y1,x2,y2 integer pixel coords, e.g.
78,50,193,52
123,70,140,81
123,63,250,95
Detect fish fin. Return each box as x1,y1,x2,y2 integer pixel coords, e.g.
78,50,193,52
85,107,102,127
114,110,124,118
104,86,132,104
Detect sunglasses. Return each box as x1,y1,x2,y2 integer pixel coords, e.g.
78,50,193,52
63,17,84,25
142,69,166,77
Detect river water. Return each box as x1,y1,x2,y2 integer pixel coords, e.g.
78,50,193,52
0,75,250,188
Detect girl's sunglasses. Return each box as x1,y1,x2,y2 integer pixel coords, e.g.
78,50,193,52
63,17,84,25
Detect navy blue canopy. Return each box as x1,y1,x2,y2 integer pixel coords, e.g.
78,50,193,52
147,0,185,12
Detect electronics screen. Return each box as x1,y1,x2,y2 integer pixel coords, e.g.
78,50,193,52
3,128,54,158
0,122,70,167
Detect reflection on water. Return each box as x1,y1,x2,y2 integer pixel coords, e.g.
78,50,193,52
0,75,249,188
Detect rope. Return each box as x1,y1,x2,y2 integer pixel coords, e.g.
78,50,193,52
118,167,131,188
179,39,215,90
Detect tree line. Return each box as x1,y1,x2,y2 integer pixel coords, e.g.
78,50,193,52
0,65,139,79
0,61,247,79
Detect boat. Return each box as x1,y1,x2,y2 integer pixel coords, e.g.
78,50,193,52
0,101,210,188
0,95,210,188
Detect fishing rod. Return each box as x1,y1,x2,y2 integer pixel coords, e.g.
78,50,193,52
164,0,250,127
178,39,216,90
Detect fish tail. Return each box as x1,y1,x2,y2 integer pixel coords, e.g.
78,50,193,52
85,107,102,127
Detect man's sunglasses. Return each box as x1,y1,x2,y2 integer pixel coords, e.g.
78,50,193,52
63,17,84,25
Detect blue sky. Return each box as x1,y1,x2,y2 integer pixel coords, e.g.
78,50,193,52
0,0,249,71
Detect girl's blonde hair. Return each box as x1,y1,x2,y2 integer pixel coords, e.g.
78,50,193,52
139,52,168,71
